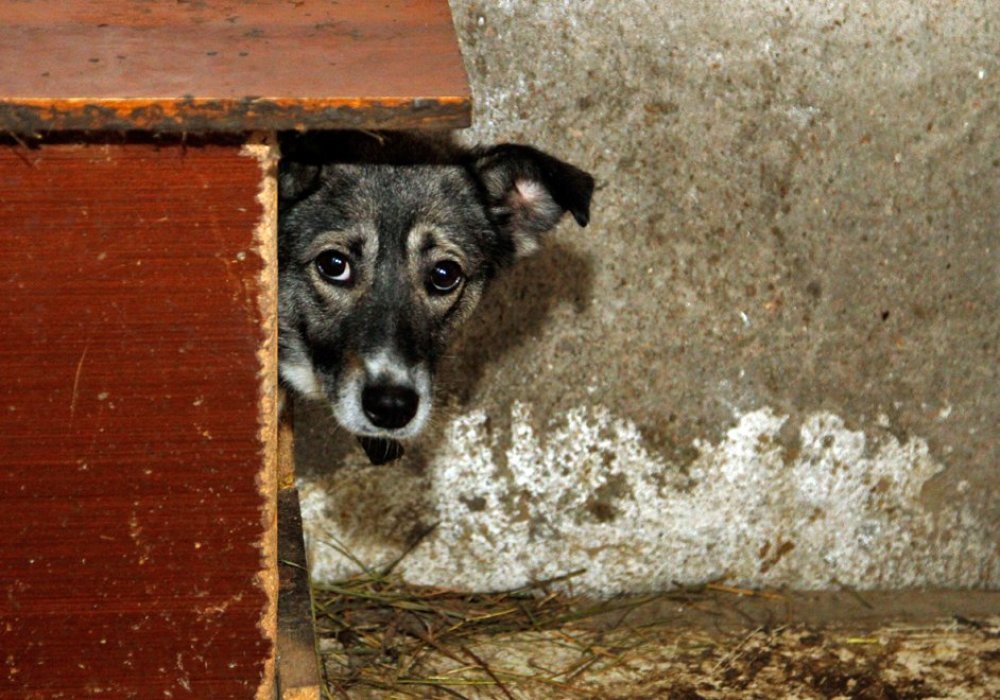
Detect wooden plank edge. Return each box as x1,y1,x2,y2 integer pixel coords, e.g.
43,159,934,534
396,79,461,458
0,97,471,134
277,391,323,698
278,391,296,492
280,688,323,700
276,488,323,700
244,132,281,700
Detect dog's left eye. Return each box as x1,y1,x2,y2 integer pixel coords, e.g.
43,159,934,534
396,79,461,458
427,260,464,294
315,250,353,284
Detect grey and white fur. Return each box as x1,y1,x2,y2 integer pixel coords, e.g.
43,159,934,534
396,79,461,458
278,131,593,461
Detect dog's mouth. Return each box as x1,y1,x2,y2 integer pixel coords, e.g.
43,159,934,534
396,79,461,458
356,435,406,465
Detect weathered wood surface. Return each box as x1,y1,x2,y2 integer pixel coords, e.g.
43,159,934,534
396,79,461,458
276,400,322,700
277,488,322,700
0,0,471,132
0,139,278,698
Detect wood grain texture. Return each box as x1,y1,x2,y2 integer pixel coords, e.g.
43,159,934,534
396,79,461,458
0,139,276,697
276,488,322,700
0,0,471,132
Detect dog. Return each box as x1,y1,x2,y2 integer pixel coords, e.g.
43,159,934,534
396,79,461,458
277,131,594,463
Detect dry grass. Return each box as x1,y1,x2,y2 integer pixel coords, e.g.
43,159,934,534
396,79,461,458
314,568,671,698
311,539,999,699
311,537,789,699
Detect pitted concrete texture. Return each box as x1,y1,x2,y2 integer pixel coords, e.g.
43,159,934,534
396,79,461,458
295,1,999,593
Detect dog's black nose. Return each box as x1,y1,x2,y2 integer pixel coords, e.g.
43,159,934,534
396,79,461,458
361,384,419,430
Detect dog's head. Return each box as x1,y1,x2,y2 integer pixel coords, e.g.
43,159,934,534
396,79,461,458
278,132,593,442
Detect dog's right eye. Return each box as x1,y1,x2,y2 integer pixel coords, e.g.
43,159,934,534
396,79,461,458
315,250,353,284
427,260,464,295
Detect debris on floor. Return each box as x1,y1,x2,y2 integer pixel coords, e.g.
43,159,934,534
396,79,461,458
314,568,998,699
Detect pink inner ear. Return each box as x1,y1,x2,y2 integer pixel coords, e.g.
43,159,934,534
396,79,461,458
512,178,550,207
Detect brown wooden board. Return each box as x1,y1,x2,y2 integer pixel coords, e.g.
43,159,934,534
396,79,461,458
276,399,322,699
0,138,278,697
276,488,321,700
0,0,471,132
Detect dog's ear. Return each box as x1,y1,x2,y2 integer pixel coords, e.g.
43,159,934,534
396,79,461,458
471,144,594,257
278,161,322,207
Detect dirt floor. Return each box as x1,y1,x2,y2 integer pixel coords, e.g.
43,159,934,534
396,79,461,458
316,584,998,699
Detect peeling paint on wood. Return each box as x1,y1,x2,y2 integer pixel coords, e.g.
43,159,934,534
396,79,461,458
244,134,281,700
0,0,471,132
0,97,470,134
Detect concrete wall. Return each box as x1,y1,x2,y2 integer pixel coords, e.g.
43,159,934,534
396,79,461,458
296,0,999,594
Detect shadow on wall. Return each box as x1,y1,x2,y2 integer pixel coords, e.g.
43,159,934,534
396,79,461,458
444,240,595,405
294,239,595,481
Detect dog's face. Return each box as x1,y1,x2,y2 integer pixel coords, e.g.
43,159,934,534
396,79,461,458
278,132,593,443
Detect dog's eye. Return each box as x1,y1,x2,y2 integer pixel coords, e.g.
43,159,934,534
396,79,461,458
427,260,464,295
315,250,353,284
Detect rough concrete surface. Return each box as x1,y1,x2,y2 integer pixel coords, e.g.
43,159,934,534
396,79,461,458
296,1,999,593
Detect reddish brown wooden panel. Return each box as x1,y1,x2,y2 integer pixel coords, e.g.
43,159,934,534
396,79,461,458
0,0,471,132
0,141,275,697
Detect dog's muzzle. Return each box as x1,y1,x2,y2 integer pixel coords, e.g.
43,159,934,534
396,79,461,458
327,352,433,463
355,382,420,466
